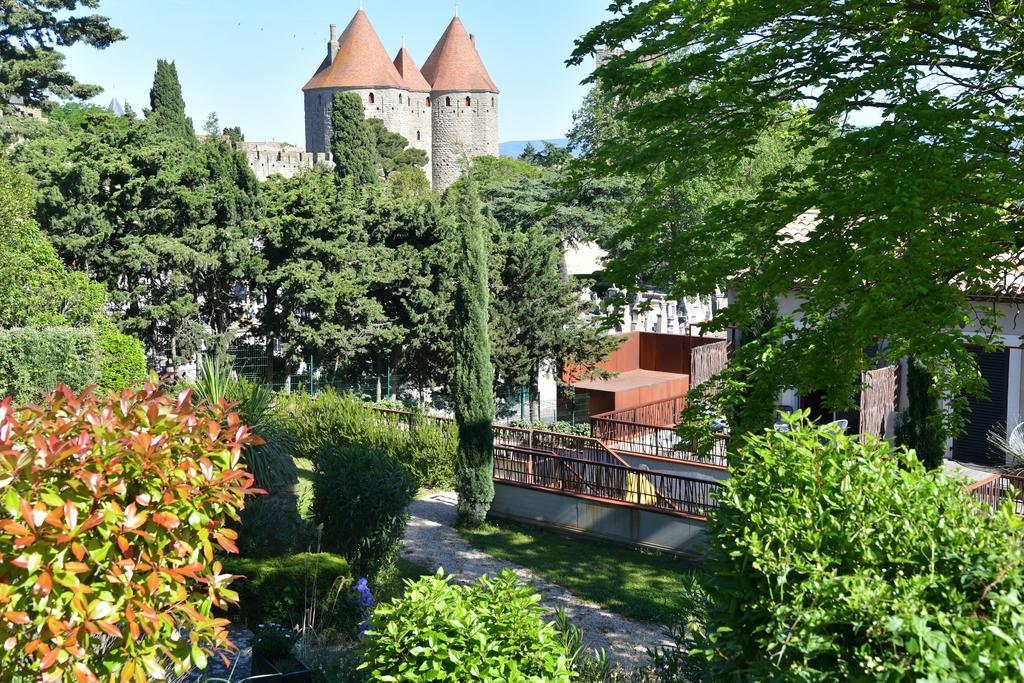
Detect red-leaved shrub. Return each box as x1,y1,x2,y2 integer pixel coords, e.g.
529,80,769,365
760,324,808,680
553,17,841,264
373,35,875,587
0,381,259,682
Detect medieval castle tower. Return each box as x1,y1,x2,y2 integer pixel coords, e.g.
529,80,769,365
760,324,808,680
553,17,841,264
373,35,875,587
302,9,499,191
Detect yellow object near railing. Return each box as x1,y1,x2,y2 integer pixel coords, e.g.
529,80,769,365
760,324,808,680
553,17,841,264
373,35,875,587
625,471,659,506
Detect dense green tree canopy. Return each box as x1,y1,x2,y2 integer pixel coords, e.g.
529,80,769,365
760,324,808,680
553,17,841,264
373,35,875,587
0,156,106,329
5,100,261,366
257,169,393,375
366,117,429,179
0,0,124,106
572,0,1024,430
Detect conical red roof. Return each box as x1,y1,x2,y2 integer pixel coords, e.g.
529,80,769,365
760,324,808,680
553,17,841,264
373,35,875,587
421,17,498,93
303,10,403,91
393,47,431,92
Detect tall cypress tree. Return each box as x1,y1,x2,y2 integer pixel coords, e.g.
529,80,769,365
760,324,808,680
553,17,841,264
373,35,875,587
330,92,379,186
450,176,495,526
148,60,194,139
896,358,947,469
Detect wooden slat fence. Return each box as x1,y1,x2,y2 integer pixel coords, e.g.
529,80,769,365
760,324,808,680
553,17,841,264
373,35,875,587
690,340,729,394
859,365,898,438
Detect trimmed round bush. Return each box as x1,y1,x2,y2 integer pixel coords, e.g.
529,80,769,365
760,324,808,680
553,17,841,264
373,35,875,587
0,327,98,403
699,413,1024,680
313,446,416,582
96,322,147,392
360,569,573,682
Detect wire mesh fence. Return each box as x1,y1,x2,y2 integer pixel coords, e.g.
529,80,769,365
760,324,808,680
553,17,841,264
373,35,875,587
226,346,402,401
226,346,592,429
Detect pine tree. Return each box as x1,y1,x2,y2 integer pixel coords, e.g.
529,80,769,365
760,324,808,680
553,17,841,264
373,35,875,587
330,93,379,186
450,176,495,527
148,60,194,139
0,1,124,106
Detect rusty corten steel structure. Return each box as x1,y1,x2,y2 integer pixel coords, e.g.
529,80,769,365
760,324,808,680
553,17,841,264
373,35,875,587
565,332,725,418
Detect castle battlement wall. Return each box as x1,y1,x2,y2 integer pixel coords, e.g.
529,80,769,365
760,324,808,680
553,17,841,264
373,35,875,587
243,144,334,182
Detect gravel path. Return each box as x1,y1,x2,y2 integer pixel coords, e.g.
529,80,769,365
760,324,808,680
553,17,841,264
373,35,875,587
401,491,672,670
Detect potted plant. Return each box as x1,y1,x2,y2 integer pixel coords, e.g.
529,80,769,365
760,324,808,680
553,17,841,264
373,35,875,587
250,625,313,682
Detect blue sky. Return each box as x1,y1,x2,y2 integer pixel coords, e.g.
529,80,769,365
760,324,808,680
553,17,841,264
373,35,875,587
63,0,612,144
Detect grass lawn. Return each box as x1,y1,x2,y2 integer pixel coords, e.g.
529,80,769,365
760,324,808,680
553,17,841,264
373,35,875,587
459,522,703,625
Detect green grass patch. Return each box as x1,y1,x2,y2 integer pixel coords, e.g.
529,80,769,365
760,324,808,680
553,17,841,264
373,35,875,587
459,522,703,624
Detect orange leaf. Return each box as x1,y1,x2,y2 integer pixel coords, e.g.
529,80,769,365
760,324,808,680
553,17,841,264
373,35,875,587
152,512,180,530
33,572,52,596
72,663,99,683
3,611,29,625
96,620,122,639
39,645,59,670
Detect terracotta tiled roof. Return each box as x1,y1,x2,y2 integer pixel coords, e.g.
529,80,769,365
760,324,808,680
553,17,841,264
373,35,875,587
779,210,821,244
421,17,498,93
393,47,431,92
303,10,403,91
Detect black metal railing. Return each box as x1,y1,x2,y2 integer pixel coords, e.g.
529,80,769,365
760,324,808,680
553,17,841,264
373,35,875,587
494,444,723,519
589,416,729,468
969,473,1024,516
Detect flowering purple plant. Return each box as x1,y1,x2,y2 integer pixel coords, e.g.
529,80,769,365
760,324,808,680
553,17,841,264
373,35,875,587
355,577,376,637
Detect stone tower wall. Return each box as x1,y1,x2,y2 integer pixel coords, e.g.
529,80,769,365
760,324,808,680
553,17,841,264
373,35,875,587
305,86,432,185
405,92,433,179
472,93,499,160
431,91,497,192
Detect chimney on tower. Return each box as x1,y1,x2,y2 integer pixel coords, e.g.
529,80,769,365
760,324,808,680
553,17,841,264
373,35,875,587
469,33,476,46
328,23,339,63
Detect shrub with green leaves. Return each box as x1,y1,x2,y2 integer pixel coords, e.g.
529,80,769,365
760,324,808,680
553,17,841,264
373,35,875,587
509,419,591,437
235,496,312,559
221,553,357,633
95,322,148,392
278,390,456,488
699,413,1024,680
361,569,573,682
313,446,416,584
0,327,98,404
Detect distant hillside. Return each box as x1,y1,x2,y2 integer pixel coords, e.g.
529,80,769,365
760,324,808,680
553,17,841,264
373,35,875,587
499,138,570,159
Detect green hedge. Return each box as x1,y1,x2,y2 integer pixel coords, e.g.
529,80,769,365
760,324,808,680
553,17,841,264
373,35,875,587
221,553,358,633
276,390,456,488
0,327,98,404
698,413,1024,680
